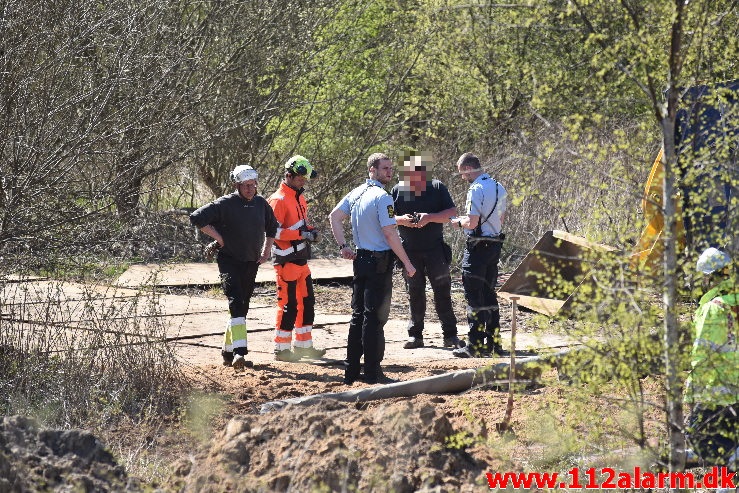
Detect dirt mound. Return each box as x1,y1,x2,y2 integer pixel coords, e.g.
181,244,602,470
0,415,144,492
175,400,487,492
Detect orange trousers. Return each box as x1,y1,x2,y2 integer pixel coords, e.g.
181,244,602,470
274,262,315,350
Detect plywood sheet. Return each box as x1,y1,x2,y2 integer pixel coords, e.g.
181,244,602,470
1,281,141,305
0,282,270,326
115,258,353,288
497,293,565,317
0,274,48,283
552,230,617,252
2,279,581,370
171,315,578,367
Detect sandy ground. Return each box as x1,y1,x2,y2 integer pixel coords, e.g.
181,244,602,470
2,265,671,491
164,270,668,492
170,275,557,491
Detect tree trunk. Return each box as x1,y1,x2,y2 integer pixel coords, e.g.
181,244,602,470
114,161,143,220
661,116,686,473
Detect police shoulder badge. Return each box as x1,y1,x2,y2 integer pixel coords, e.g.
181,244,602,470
387,205,395,218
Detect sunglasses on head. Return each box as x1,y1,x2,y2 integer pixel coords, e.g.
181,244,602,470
291,163,317,179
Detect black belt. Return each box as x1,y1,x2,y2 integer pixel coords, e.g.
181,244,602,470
356,249,390,256
466,234,505,249
466,233,505,241
278,259,307,266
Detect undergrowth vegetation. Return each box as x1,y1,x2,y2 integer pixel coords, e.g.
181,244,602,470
0,278,186,431
0,0,735,486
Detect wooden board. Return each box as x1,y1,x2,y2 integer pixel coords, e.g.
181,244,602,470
497,293,565,317
2,280,580,368
114,258,353,288
0,274,48,283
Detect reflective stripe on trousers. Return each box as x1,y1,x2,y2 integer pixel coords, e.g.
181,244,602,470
274,262,315,350
223,316,247,351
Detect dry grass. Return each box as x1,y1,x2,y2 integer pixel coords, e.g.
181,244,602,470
0,277,187,432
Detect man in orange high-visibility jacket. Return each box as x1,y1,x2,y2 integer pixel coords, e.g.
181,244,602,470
268,155,327,362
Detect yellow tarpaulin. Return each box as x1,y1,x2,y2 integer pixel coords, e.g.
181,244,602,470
632,148,685,272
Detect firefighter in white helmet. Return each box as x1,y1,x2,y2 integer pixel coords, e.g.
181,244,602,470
267,155,326,361
190,165,278,370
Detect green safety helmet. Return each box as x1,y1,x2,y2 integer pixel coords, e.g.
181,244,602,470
285,155,317,179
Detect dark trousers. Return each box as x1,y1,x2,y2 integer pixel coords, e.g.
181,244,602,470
405,244,457,338
345,251,394,381
461,240,503,351
217,254,259,319
686,403,738,464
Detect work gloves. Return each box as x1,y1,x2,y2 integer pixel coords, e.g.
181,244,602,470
300,229,319,242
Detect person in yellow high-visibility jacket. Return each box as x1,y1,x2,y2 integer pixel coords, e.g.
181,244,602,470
685,247,738,465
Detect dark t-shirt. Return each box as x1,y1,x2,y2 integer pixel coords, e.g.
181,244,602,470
391,180,455,251
190,192,278,262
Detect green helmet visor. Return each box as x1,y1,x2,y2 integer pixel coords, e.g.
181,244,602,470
286,156,317,179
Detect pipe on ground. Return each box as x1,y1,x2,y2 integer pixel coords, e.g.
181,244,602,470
260,351,570,413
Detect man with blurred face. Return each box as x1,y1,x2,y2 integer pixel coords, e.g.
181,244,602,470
268,155,326,362
392,152,463,350
190,164,277,370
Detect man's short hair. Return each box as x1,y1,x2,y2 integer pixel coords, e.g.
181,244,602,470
367,152,390,169
456,152,481,169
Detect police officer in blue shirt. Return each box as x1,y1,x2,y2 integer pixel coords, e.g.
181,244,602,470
449,152,508,358
329,153,417,384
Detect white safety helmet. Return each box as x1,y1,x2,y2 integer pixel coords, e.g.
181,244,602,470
230,165,258,183
696,247,731,274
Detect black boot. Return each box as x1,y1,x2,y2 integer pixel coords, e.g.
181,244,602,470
344,362,361,385
363,366,398,384
221,350,234,366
